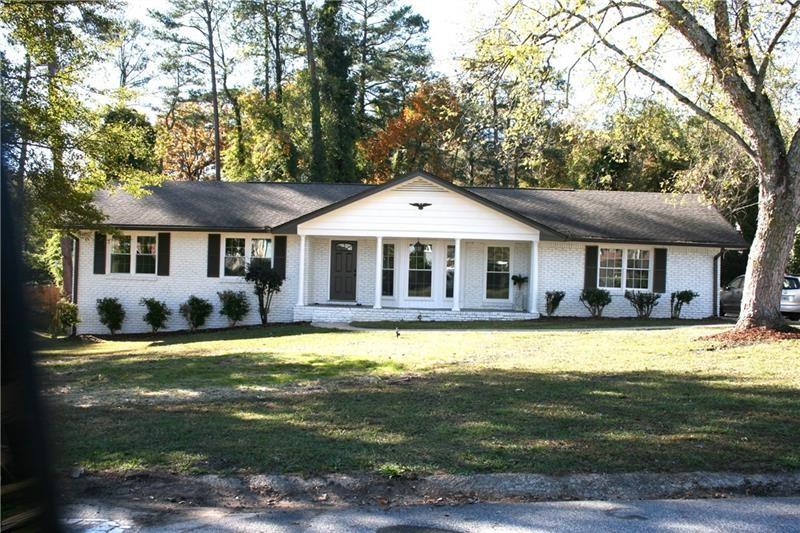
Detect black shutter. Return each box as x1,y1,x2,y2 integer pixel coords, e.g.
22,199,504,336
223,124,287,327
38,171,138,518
207,234,220,277
274,236,287,279
93,232,106,274
584,246,598,289
157,233,171,276
653,248,667,293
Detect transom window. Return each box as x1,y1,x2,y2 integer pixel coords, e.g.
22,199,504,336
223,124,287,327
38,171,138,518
224,238,246,276
250,238,272,268
598,247,652,290
135,236,157,274
110,236,132,273
445,245,455,298
486,246,510,299
382,243,395,297
408,242,432,297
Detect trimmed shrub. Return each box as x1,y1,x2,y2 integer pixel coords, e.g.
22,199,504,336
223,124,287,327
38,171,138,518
545,291,565,317
140,298,171,333
218,290,251,327
579,288,612,318
624,290,660,318
179,295,213,332
50,298,80,337
245,261,284,325
96,297,125,334
670,290,699,319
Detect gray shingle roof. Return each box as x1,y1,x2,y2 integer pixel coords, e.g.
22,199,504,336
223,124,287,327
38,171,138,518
93,180,746,248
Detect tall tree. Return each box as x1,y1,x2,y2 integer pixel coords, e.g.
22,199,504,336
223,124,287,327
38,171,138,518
346,0,431,134
318,0,358,182
151,0,231,180
299,0,326,181
480,1,800,331
114,20,151,88
156,101,219,181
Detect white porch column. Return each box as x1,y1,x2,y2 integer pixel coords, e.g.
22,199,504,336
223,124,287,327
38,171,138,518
452,238,462,311
529,240,539,315
296,234,306,306
374,236,383,309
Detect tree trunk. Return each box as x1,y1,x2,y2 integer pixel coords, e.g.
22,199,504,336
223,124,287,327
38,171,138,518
300,0,325,181
203,0,222,181
736,169,798,330
261,0,271,99
60,235,73,301
15,54,31,205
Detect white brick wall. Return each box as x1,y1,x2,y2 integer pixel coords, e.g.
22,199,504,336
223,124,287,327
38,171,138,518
75,231,718,333
536,241,716,319
75,231,300,334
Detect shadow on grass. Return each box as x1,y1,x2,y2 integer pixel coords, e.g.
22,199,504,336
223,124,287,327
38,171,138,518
51,369,800,476
41,350,402,390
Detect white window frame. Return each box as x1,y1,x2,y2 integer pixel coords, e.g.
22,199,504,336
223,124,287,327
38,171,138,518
382,242,395,298
406,241,434,300
596,245,654,292
483,244,513,302
220,234,273,279
107,232,158,277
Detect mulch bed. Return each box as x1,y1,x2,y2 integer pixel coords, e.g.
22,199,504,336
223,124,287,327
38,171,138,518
702,326,800,347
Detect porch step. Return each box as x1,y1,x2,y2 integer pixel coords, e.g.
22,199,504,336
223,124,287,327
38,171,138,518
295,305,538,323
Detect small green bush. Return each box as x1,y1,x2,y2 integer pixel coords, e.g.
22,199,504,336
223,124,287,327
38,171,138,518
217,290,251,327
179,295,213,332
579,288,612,318
49,298,79,337
624,290,661,318
670,290,699,319
545,290,565,316
96,297,125,334
140,298,171,333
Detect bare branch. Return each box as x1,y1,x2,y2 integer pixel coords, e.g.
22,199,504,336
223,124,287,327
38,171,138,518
756,1,798,84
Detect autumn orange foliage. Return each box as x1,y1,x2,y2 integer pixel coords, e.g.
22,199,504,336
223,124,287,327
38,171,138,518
359,80,460,183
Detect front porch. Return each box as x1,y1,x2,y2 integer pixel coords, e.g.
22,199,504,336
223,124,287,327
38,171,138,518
294,234,541,322
293,304,533,323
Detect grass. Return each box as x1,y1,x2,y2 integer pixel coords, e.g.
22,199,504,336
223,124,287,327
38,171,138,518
36,322,800,477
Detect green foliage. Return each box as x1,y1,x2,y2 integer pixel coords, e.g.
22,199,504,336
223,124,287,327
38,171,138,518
96,297,125,335
179,296,213,332
140,298,171,333
217,290,251,327
545,290,565,317
670,291,699,319
318,0,358,183
624,290,661,319
579,288,612,318
245,261,284,325
49,298,79,338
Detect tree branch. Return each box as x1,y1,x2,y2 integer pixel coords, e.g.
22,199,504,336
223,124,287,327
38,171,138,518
756,1,798,85
564,7,758,161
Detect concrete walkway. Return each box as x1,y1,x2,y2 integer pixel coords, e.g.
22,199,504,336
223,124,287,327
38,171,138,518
63,497,800,532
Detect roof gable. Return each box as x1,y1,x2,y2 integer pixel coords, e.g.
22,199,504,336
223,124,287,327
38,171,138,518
272,171,564,239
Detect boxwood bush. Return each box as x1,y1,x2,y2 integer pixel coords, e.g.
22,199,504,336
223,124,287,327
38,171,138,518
140,298,171,333
96,297,125,335
624,290,660,318
180,295,213,332
217,290,250,327
579,288,611,318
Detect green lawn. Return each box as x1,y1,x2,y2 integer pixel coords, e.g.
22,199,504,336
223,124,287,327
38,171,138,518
36,321,800,476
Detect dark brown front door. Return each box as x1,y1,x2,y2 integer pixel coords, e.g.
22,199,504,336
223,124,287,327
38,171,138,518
330,241,357,301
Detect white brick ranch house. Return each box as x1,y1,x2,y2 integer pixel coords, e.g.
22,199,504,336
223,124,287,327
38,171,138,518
71,171,746,334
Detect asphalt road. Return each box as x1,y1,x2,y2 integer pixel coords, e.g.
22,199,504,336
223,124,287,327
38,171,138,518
63,497,800,532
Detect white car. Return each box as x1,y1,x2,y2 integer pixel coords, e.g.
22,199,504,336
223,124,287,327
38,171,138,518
720,274,800,321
